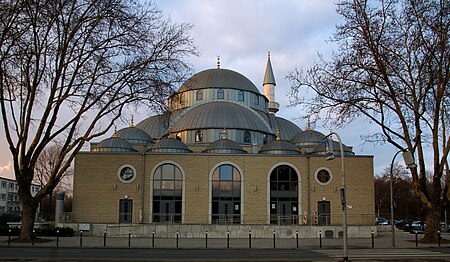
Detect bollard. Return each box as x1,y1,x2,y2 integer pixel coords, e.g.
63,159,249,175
227,231,230,248
80,230,83,247
56,230,59,247
319,231,322,248
249,230,252,248
205,231,208,248
128,230,131,247
32,229,35,246
273,230,276,249
8,229,11,246
152,231,155,247
371,231,374,248
415,231,418,247
103,230,107,247
438,231,441,247
296,231,299,248
176,231,179,248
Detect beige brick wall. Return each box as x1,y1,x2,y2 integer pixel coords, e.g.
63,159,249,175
73,152,374,226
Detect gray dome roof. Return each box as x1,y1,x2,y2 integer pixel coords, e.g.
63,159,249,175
117,126,154,146
92,137,137,153
136,113,169,139
178,68,260,94
311,140,354,156
202,139,247,154
172,101,271,133
275,117,302,140
259,140,300,155
149,138,192,153
290,129,326,147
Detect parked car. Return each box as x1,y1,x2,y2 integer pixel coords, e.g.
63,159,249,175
376,217,389,225
410,220,426,231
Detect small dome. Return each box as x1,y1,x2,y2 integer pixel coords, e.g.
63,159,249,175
117,126,154,146
136,113,169,140
290,129,326,147
311,140,355,156
172,101,271,133
149,138,192,153
202,139,247,154
178,68,260,94
92,137,137,153
259,140,300,155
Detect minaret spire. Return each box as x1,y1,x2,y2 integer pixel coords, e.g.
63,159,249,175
263,52,279,113
217,55,221,69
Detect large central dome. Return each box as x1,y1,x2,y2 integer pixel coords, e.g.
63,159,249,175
172,101,271,133
178,68,260,94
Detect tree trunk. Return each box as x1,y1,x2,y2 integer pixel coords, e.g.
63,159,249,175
19,197,39,241
423,209,440,243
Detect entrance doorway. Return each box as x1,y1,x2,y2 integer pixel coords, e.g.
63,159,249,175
318,201,331,226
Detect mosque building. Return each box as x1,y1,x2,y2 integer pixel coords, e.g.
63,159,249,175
71,53,375,237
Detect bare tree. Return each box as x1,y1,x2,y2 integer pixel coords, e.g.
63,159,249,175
288,0,449,242
0,0,196,240
34,144,73,220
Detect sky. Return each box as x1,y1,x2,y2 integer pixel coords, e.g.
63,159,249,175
0,0,416,180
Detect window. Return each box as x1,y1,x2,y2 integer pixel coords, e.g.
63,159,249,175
254,94,259,105
211,164,241,224
0,206,5,213
117,165,136,183
195,130,203,142
153,163,183,223
119,199,133,223
0,193,5,201
217,89,224,99
1,181,6,188
238,91,244,101
196,90,203,101
244,131,251,144
9,183,14,189
315,168,332,185
270,165,299,225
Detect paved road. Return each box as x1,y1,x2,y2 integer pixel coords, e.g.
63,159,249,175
1,246,450,261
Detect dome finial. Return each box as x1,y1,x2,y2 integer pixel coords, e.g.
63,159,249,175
307,117,312,130
113,126,118,138
217,55,221,69
130,115,134,127
276,128,281,140
268,51,271,60
222,128,227,140
329,129,333,138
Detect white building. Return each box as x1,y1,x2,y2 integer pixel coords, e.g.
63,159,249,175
0,177,40,215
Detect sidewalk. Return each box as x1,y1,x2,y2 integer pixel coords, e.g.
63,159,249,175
0,229,448,249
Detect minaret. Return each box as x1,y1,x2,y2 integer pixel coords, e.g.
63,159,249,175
263,52,279,113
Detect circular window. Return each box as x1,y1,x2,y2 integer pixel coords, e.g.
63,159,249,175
315,168,332,185
117,165,136,183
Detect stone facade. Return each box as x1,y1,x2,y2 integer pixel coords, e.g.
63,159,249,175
73,152,374,225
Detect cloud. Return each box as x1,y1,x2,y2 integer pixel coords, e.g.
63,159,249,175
0,160,14,179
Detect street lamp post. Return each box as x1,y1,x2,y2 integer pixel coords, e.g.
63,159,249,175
390,149,416,248
389,150,402,248
325,132,347,262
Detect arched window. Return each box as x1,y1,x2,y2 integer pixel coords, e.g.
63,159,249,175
195,130,203,142
196,90,203,101
211,164,241,224
270,165,298,225
238,91,244,101
153,164,183,223
254,94,259,105
217,89,224,99
244,131,251,144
